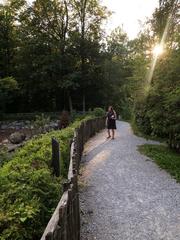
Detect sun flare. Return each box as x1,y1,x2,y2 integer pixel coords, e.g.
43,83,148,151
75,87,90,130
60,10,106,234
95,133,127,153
152,44,164,57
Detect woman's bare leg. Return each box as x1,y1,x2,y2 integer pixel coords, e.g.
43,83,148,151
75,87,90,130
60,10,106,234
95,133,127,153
112,129,115,139
107,129,111,138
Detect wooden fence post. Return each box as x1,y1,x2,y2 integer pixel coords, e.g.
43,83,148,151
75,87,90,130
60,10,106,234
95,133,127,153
51,138,60,177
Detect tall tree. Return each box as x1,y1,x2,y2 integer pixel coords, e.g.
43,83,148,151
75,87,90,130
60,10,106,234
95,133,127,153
0,4,14,78
71,0,109,112
15,0,75,111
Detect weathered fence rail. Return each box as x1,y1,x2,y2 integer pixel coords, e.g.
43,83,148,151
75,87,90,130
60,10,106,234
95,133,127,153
41,117,105,240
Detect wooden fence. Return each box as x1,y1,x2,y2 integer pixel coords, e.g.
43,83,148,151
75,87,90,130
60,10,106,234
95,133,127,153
41,117,105,240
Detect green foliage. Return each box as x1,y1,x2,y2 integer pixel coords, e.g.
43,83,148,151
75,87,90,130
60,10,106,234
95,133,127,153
0,0,109,112
0,77,18,90
101,27,133,119
139,144,180,182
92,107,105,117
0,77,18,112
133,43,180,151
33,113,50,132
0,116,93,240
0,145,9,167
129,1,180,151
0,5,14,79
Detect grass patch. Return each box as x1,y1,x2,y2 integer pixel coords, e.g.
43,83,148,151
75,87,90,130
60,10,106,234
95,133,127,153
131,120,165,142
139,144,180,182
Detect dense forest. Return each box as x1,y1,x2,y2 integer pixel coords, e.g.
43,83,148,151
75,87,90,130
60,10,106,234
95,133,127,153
0,0,179,150
0,0,111,113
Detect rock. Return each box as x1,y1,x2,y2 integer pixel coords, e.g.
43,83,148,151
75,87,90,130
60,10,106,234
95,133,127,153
44,124,50,130
50,122,58,128
1,124,8,130
14,122,25,129
9,132,26,144
8,143,24,152
87,210,93,215
2,139,9,144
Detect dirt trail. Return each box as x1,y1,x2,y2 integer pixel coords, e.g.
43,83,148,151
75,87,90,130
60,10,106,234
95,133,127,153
80,121,180,240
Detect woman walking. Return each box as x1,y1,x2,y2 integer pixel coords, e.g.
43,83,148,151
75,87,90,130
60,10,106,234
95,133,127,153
106,106,117,139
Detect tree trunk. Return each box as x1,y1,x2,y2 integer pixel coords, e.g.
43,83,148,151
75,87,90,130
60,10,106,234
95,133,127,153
83,91,86,114
52,97,56,111
80,0,87,114
63,90,66,110
68,92,73,114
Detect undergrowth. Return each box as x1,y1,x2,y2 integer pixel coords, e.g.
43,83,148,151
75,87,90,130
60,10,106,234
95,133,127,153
0,114,96,240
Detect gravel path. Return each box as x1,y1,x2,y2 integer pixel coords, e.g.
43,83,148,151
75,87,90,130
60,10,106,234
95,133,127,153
80,121,180,240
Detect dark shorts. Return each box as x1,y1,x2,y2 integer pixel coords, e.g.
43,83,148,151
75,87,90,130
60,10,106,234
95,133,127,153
107,120,116,129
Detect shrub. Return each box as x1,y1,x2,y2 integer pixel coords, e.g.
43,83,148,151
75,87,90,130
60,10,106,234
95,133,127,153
33,113,51,133
0,115,94,240
0,145,9,167
134,86,180,152
92,107,105,117
59,111,70,129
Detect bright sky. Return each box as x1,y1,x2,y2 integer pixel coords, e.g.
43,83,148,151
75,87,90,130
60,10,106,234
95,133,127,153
0,0,159,39
102,0,159,39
